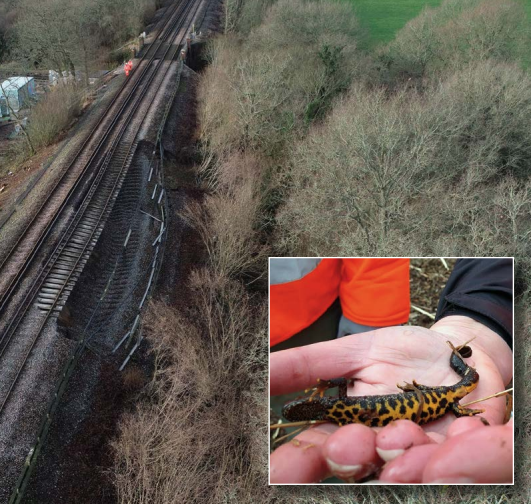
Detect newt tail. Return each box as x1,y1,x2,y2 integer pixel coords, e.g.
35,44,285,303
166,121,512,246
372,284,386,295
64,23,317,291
282,341,484,427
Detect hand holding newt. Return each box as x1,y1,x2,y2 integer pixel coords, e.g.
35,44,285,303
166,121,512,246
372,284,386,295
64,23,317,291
270,316,513,484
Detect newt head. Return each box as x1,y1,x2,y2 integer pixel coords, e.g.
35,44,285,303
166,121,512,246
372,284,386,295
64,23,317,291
282,398,330,422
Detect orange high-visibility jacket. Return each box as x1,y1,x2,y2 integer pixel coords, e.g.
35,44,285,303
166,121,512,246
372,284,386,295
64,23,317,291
270,258,410,347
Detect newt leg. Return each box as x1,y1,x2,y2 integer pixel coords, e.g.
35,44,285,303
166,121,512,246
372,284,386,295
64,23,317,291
451,402,485,417
412,385,425,424
304,378,355,401
395,381,426,423
398,381,425,424
396,380,432,393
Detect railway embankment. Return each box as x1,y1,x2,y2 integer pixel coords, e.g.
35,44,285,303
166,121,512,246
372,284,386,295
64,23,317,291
0,0,222,501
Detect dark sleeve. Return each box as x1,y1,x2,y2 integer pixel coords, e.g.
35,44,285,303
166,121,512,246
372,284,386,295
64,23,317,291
435,259,513,349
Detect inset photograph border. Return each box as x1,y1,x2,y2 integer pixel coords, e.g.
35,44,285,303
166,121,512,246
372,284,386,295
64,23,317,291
269,257,514,485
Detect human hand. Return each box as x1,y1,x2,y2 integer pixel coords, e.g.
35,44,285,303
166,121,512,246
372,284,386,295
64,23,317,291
269,316,512,483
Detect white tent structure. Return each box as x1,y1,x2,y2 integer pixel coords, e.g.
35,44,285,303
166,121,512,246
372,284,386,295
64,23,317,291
0,77,36,114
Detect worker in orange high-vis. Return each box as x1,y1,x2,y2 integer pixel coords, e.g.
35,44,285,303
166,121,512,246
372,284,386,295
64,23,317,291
270,258,410,350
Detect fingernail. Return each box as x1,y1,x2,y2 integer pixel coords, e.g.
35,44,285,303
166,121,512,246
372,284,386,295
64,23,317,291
326,459,363,479
376,447,405,462
431,477,476,483
383,466,398,479
326,458,379,481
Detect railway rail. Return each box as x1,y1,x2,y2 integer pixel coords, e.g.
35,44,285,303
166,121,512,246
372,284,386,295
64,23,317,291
0,0,203,440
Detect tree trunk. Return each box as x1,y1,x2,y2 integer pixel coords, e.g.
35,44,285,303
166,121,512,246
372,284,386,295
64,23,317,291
83,46,90,88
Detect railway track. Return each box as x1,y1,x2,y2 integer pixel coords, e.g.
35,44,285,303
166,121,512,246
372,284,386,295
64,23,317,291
0,0,192,316
0,0,203,419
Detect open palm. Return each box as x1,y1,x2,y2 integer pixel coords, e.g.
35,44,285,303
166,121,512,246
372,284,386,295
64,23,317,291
270,319,512,483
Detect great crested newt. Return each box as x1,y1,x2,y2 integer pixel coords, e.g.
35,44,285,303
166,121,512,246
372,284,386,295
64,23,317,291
282,341,484,427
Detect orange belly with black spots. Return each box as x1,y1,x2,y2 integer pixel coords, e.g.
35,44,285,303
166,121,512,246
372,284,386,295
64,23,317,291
324,389,449,427
282,341,483,427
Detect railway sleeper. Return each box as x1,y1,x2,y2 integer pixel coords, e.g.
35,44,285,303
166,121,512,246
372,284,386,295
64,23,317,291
48,272,70,280
43,279,65,288
58,250,82,260
53,265,77,273
78,223,96,232
71,231,92,241
55,255,78,264
78,216,99,224
37,303,55,311
70,237,90,246
38,292,60,300
40,287,63,294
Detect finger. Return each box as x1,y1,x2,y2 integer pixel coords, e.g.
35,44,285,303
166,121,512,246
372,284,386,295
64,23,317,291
322,424,382,481
423,422,513,483
446,416,489,437
375,420,436,462
270,334,372,396
270,326,461,396
270,424,337,483
380,444,439,483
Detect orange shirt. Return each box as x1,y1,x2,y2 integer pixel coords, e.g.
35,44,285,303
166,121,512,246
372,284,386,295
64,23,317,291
270,258,410,347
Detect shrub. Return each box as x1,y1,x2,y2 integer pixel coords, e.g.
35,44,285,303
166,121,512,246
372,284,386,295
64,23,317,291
27,84,82,149
112,274,269,503
121,366,147,393
183,155,269,282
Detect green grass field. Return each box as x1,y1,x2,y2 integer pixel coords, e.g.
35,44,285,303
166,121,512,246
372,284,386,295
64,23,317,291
344,0,442,46
523,0,531,24
344,0,531,48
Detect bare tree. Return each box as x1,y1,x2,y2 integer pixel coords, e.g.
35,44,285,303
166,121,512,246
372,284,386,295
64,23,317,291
15,0,78,75
278,84,439,255
382,0,528,83
428,61,531,185
0,0,17,63
234,0,277,35
494,178,531,248
198,0,367,177
14,0,156,82
278,59,531,257
222,0,244,33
